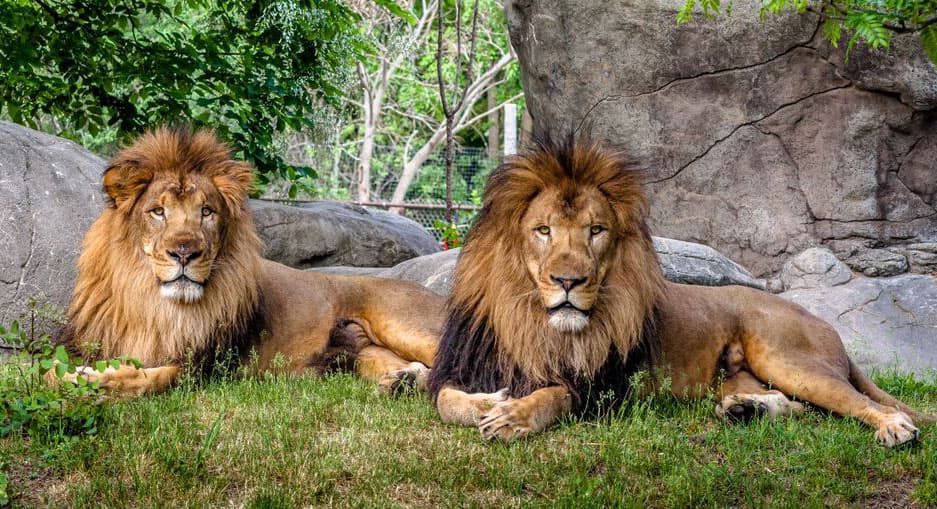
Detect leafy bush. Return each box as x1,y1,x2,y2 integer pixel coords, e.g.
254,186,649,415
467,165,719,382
0,0,365,195
677,0,937,65
0,312,138,444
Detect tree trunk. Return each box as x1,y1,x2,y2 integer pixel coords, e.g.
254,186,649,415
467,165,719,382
356,121,375,202
486,87,499,161
388,127,447,213
520,107,533,151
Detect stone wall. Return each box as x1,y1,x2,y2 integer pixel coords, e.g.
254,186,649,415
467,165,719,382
505,0,937,277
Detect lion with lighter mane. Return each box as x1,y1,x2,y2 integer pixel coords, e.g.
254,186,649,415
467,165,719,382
57,127,442,397
428,136,934,447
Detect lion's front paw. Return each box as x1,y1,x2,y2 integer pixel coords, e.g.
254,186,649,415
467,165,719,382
478,400,535,442
875,412,919,448
59,366,110,387
379,362,430,396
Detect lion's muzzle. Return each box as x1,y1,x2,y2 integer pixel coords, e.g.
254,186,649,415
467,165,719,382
159,275,205,303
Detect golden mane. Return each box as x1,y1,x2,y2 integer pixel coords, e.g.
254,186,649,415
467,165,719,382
429,136,665,408
61,127,264,367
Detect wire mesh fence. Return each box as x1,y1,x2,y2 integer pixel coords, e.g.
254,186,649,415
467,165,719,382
278,142,499,241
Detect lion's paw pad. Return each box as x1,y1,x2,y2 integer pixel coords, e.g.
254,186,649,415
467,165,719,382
875,412,919,448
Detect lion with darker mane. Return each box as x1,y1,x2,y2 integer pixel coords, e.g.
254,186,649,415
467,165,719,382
56,127,442,397
428,136,934,447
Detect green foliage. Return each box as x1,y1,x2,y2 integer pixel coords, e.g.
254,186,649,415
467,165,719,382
677,0,937,65
0,309,139,445
0,0,364,195
923,23,937,63
432,219,462,249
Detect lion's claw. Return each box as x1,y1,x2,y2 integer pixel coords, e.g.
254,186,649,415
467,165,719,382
478,400,533,442
875,412,919,448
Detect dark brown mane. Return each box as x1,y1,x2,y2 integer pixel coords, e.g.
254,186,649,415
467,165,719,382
428,134,664,415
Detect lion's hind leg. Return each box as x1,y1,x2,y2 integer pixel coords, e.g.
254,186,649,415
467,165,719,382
356,345,430,395
752,358,920,447
325,320,429,395
715,370,805,423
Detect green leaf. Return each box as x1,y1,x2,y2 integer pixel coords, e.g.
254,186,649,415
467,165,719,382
53,345,69,364
94,360,108,373
922,24,937,66
371,0,416,24
823,18,842,48
109,359,121,370
55,362,67,379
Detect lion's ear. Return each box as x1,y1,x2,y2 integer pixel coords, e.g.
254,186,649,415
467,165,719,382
212,161,254,215
102,162,153,212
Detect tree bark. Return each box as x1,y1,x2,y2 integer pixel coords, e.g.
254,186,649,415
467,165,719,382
486,86,499,161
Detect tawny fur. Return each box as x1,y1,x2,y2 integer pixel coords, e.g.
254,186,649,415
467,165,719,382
432,136,933,447
434,138,663,391
64,128,262,365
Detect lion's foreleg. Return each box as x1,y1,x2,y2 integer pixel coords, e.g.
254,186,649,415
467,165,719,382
436,385,510,426
478,385,572,442
52,364,181,399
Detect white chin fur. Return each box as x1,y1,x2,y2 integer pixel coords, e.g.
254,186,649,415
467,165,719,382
160,279,204,303
548,308,589,332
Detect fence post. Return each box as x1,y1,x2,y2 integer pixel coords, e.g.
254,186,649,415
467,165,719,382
503,103,517,157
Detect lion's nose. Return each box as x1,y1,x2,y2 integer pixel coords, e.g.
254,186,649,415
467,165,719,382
167,245,202,266
550,275,586,292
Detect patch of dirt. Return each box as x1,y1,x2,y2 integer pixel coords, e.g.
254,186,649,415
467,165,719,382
859,473,918,509
6,456,66,507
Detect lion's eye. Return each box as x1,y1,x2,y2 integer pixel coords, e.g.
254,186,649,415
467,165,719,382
536,225,551,236
201,207,213,217
150,207,165,219
590,225,606,235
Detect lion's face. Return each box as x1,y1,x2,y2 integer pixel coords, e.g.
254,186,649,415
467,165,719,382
135,175,227,303
521,187,617,333
100,128,254,306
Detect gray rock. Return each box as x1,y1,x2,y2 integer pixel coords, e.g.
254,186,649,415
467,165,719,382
828,239,909,277
780,247,852,290
653,237,764,289
315,236,764,295
906,243,937,274
251,200,440,269
782,275,937,376
826,32,937,110
0,122,105,326
506,0,937,277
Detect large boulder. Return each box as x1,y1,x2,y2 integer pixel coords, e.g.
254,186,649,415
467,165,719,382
0,122,104,325
314,236,764,295
505,0,937,278
251,200,440,269
783,275,937,376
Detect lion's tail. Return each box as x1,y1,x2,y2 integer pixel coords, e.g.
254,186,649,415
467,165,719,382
848,359,937,426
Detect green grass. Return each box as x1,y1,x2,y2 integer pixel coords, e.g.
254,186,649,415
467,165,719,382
2,370,936,508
